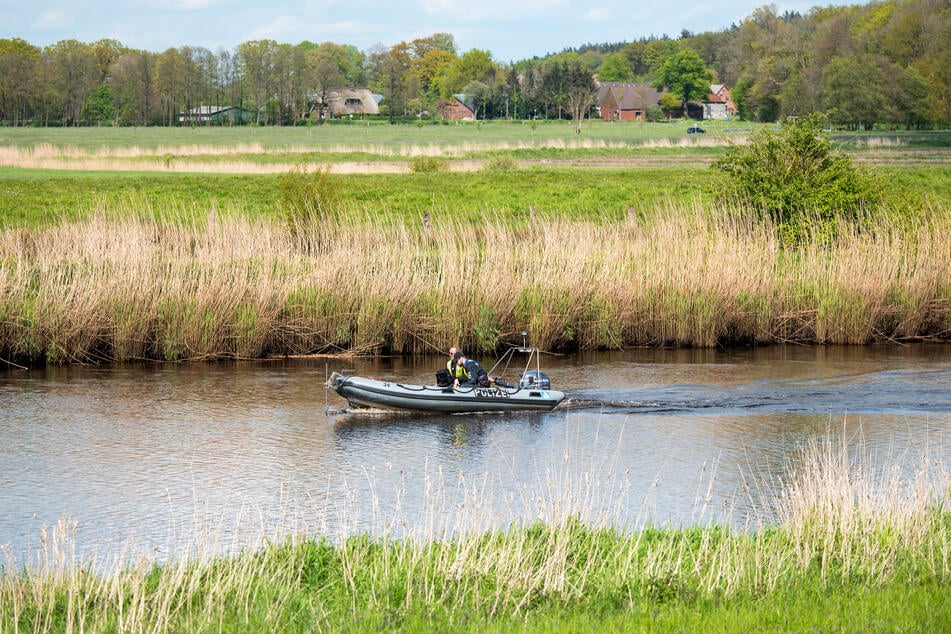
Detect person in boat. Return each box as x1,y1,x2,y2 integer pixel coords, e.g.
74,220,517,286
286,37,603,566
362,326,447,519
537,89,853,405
435,346,465,387
453,354,492,388
434,346,463,387
447,347,464,377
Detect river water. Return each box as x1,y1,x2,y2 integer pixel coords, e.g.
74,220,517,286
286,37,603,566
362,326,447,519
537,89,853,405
2,345,949,570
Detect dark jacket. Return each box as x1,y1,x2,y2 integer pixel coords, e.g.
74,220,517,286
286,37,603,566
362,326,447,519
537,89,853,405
459,358,490,387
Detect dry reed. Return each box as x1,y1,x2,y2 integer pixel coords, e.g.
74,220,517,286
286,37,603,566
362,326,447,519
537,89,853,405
1,200,948,365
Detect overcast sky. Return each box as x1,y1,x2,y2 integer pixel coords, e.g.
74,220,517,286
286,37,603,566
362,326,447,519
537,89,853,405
3,1,838,61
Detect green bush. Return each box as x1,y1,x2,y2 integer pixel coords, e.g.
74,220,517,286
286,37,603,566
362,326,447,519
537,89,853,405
408,156,450,173
278,163,340,232
712,113,915,244
482,154,520,171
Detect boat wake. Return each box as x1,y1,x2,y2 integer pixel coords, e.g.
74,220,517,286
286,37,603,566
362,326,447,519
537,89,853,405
557,397,688,413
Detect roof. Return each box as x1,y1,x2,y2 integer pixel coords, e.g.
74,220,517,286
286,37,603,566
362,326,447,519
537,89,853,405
182,105,240,115
597,82,663,111
315,88,381,115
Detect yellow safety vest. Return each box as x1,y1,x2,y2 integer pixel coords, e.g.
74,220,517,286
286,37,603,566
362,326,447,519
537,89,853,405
448,359,466,379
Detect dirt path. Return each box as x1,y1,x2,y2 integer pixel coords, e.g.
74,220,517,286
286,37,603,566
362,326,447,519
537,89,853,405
1,148,948,174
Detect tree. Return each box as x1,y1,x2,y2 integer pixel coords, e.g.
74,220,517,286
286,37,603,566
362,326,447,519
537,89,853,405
82,84,113,124
462,80,489,119
597,52,634,82
818,54,885,130
642,38,680,74
368,42,415,122
659,91,682,118
0,38,40,125
915,47,951,126
237,40,278,124
109,50,157,125
438,49,498,99
414,48,455,101
562,61,596,132
653,48,713,117
538,59,595,129
45,39,99,125
308,43,347,121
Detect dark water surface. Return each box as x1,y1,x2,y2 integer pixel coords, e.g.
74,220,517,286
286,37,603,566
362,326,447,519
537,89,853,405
2,345,949,569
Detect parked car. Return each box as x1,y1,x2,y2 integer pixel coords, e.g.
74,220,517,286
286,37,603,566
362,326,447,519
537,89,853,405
687,125,706,134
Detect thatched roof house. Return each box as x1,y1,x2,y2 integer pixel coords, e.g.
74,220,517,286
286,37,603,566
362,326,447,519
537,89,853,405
315,88,381,118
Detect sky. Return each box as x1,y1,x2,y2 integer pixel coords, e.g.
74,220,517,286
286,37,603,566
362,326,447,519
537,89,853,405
2,0,835,62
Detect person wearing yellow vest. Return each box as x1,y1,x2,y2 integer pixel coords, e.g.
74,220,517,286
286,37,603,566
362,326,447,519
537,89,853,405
434,346,466,387
447,347,467,382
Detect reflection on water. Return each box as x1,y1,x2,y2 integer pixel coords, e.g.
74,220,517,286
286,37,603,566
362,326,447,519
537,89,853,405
1,345,949,568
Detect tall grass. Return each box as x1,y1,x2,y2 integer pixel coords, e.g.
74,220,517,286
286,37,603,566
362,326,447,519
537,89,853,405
1,199,948,365
2,425,949,631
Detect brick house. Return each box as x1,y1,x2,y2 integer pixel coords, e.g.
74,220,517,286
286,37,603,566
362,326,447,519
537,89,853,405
596,82,664,121
437,95,476,120
703,84,737,120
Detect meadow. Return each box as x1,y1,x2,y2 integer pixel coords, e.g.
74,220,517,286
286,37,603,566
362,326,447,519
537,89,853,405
0,122,949,366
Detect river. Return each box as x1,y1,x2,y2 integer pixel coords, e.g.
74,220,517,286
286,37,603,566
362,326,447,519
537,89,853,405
1,345,949,571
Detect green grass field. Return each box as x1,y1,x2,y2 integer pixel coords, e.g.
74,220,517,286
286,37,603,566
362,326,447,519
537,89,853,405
0,166,731,227
1,122,949,229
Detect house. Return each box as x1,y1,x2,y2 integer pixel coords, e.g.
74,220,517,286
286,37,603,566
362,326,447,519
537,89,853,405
595,82,664,121
178,105,248,124
313,88,381,118
437,95,476,120
703,84,737,120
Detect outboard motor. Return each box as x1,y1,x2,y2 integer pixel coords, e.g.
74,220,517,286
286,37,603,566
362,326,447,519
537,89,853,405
520,370,551,390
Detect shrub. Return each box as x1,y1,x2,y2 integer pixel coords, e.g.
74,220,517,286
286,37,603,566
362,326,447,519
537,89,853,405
409,157,449,173
482,155,519,171
278,163,340,232
712,113,913,244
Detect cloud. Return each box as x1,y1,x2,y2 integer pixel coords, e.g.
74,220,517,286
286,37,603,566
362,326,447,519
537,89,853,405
248,15,304,41
170,0,219,9
34,9,70,29
582,9,609,22
421,0,568,21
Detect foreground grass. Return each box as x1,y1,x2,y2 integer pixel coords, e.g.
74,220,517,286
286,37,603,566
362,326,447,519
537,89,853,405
2,430,948,632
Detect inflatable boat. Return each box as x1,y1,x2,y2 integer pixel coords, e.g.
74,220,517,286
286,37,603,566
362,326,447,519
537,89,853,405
326,343,565,413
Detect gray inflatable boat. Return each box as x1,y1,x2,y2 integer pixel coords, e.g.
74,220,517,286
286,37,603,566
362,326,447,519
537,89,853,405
326,343,565,413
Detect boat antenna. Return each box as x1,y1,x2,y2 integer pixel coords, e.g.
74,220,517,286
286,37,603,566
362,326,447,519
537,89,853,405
521,330,528,350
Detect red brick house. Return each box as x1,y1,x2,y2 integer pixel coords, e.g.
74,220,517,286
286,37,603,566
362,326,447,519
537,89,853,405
437,95,476,120
703,84,737,120
596,82,664,121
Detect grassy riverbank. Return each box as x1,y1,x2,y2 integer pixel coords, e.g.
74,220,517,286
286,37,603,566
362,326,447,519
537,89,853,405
1,197,949,366
2,430,948,632
1,123,949,365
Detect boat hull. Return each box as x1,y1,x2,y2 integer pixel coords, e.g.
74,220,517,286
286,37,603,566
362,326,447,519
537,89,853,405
329,374,565,413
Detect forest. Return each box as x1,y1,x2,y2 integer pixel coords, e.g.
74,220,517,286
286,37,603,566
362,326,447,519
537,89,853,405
0,0,948,129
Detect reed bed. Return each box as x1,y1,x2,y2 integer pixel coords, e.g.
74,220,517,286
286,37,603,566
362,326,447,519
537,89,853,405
1,425,949,631
0,135,731,173
0,200,948,366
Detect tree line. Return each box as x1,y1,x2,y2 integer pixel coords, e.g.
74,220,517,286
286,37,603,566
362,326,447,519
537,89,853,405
0,0,947,129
